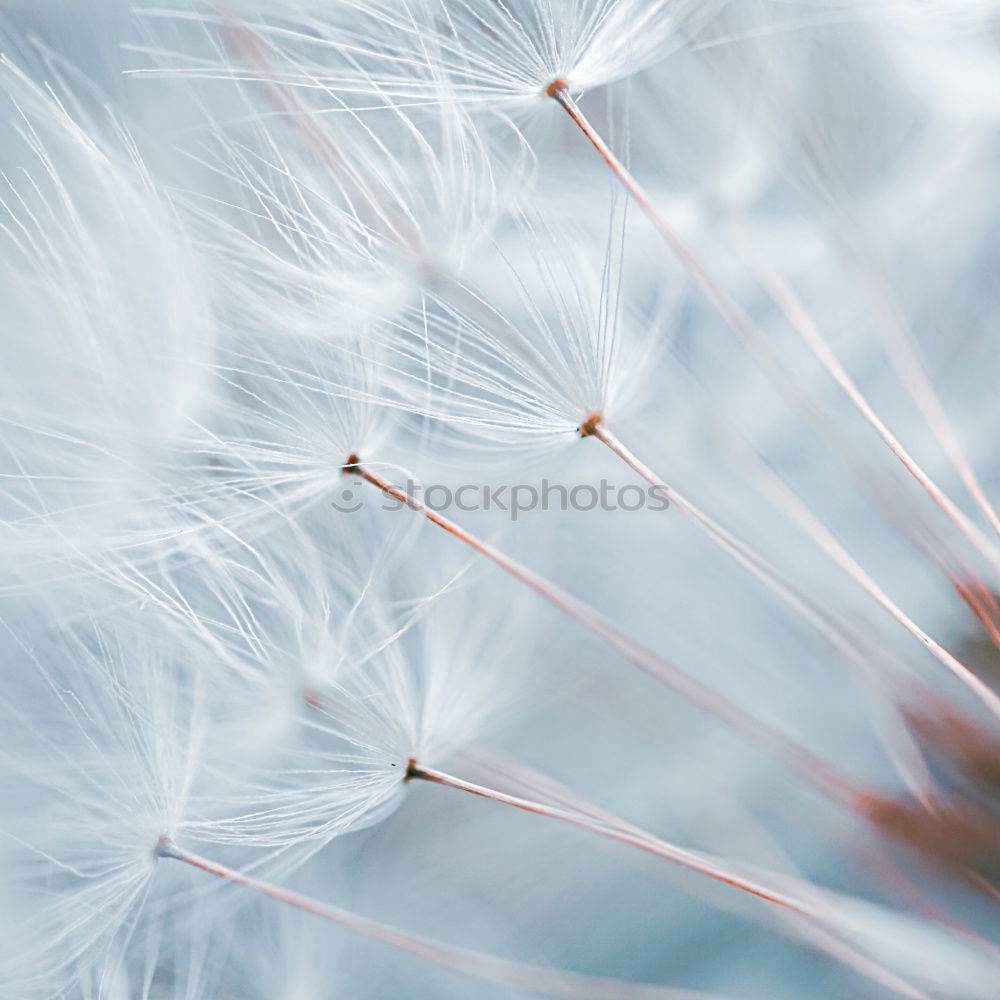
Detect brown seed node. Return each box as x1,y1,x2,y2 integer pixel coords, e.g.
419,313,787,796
545,78,567,98
342,453,361,475
578,412,602,438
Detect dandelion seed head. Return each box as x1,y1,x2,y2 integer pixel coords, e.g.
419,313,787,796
0,57,216,581
185,88,532,334
0,612,236,995
3,4,1000,996
183,333,399,523
160,0,717,109
364,203,680,456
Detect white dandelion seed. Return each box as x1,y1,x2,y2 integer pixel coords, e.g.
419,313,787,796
148,0,1000,579
0,611,243,995
3,6,999,997
0,56,217,584
178,75,533,332
146,0,715,108
350,206,1000,728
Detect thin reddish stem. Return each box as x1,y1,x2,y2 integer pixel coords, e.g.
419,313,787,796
842,242,1000,542
550,83,1000,577
344,458,861,806
583,421,940,802
548,84,752,343
407,760,804,912
747,260,1000,573
476,748,990,956
407,763,933,1000
156,839,724,1000
589,422,1000,726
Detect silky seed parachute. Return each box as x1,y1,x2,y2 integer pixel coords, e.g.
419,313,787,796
0,56,216,584
147,0,718,109
4,6,1000,998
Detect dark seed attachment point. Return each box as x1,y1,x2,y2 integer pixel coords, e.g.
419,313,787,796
545,78,567,98
578,412,602,438
342,453,362,475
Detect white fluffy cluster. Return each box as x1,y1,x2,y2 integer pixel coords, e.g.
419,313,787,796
1,2,999,998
